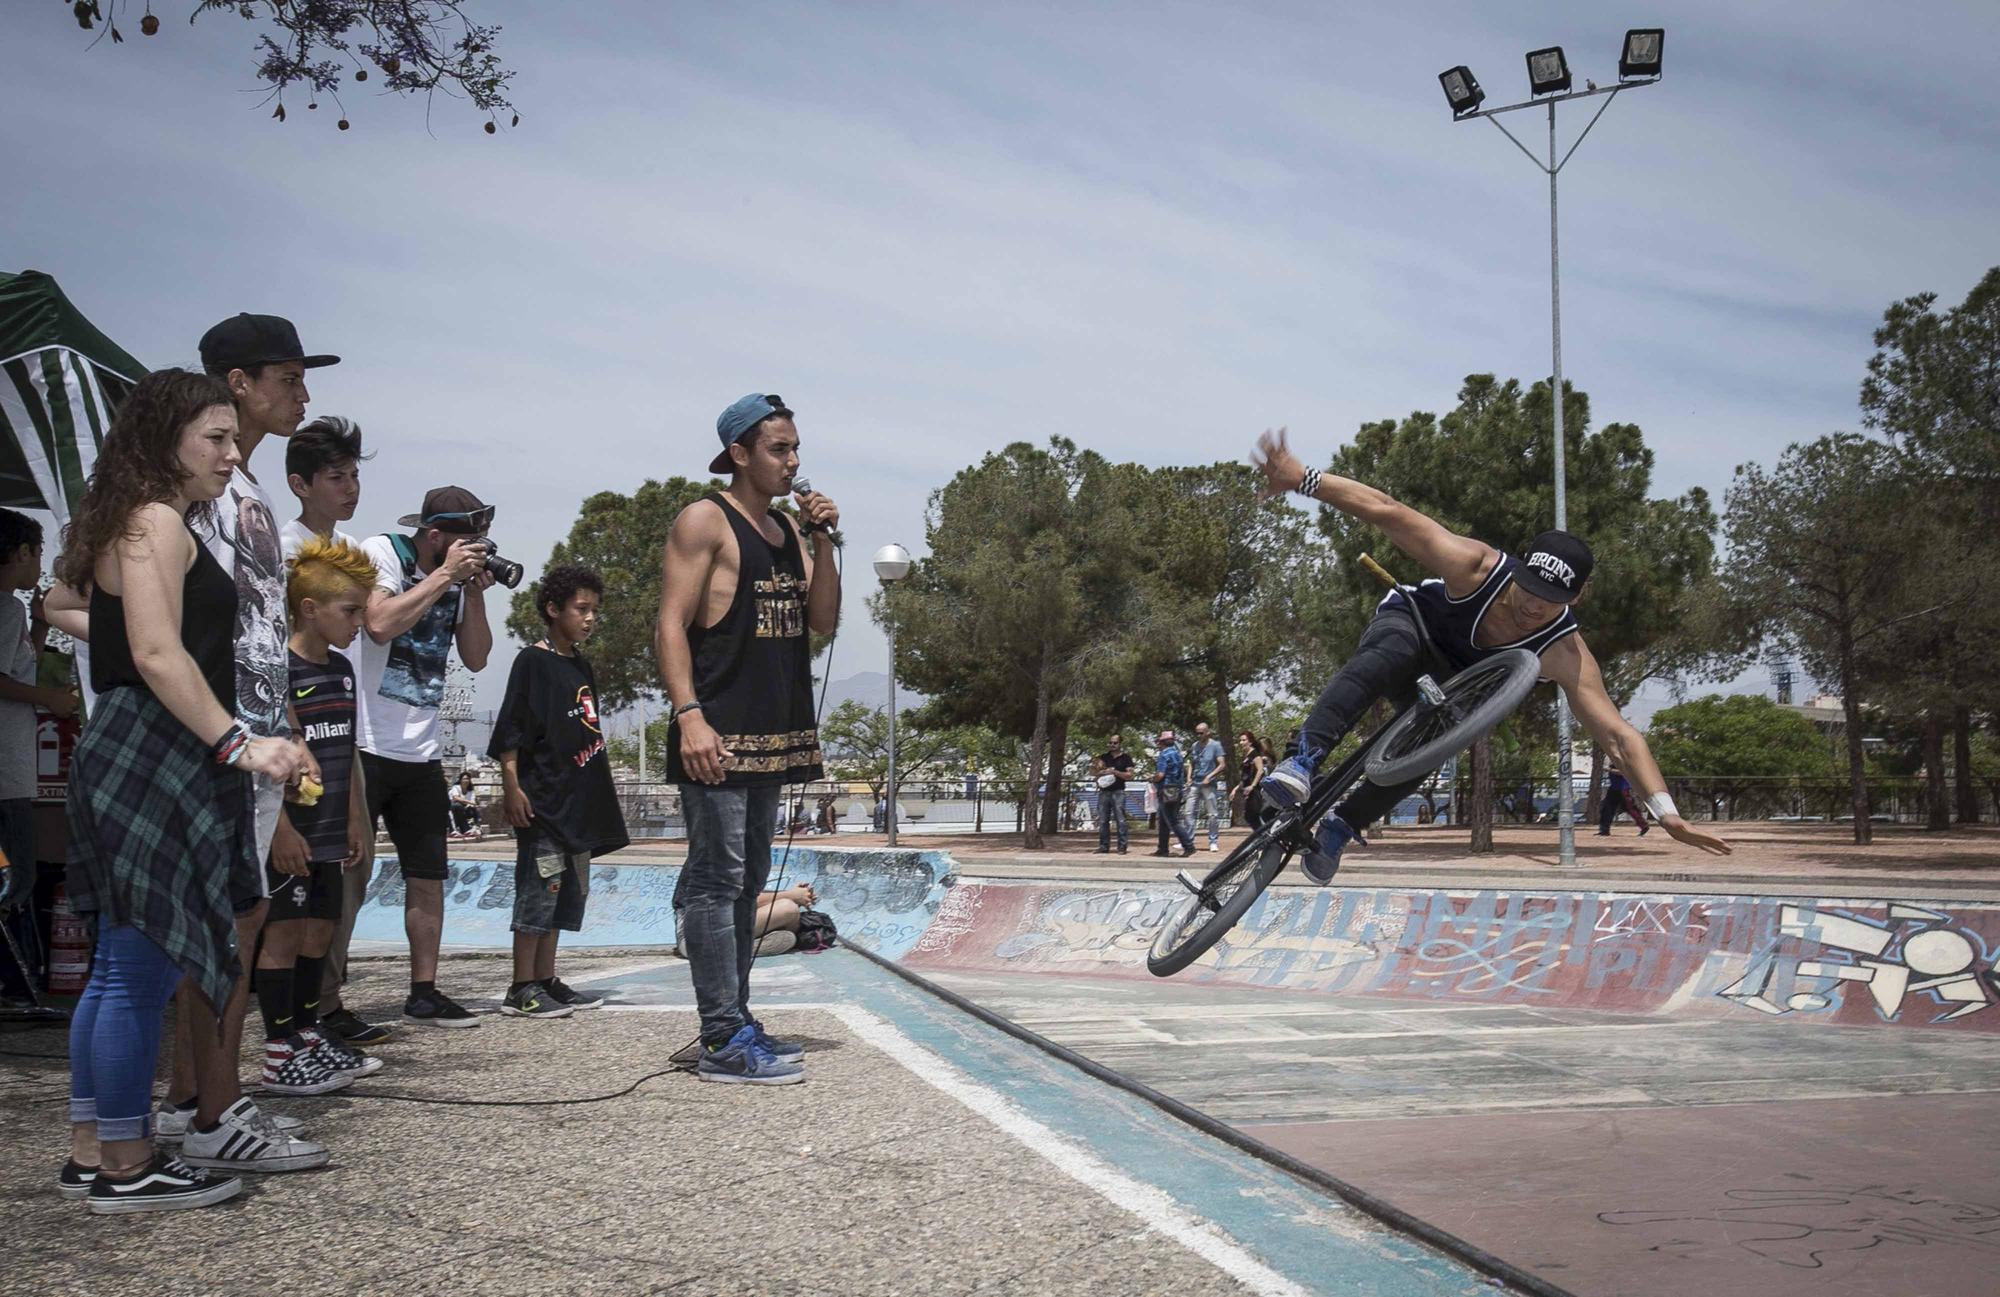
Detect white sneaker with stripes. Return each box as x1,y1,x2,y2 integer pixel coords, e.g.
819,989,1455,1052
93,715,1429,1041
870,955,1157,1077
180,1098,330,1173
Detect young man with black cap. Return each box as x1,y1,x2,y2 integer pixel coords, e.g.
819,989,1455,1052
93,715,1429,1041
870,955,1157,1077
161,314,337,1175
354,487,495,1026
1249,428,1731,880
657,393,839,1084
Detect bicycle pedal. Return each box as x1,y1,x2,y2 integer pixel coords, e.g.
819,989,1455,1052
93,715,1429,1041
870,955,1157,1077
1174,869,1204,896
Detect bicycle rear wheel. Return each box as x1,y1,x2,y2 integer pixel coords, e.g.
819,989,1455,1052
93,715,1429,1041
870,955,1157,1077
1146,834,1290,977
1363,648,1541,786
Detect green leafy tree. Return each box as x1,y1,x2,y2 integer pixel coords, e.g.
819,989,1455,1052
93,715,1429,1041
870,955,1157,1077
505,476,715,713
1309,374,1716,849
1646,694,1836,819
61,1,517,128
879,438,1155,849
817,701,973,800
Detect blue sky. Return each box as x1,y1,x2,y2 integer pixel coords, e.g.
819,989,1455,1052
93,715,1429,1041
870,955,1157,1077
5,1,1996,726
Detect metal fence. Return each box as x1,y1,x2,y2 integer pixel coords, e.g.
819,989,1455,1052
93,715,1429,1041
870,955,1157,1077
442,771,1994,839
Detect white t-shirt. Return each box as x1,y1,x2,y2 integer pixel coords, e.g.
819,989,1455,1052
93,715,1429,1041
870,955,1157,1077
200,468,289,738
353,533,464,763
280,519,360,560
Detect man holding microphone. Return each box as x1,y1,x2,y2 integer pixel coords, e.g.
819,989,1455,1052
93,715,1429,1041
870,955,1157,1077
657,394,839,1085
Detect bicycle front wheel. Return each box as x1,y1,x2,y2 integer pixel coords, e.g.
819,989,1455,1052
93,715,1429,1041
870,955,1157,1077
1146,835,1290,978
1363,648,1542,786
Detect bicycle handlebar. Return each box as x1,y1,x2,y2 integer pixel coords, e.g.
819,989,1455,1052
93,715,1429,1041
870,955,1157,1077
1358,552,1398,590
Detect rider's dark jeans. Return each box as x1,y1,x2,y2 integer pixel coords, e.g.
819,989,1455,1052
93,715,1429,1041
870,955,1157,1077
676,783,779,1047
1294,605,1430,832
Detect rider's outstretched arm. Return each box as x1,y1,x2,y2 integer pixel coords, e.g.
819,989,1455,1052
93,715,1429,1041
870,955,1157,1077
1252,428,1488,587
1542,636,1733,856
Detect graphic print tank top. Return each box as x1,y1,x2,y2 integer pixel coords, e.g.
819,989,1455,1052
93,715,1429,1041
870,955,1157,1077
666,493,824,787
1382,551,1579,675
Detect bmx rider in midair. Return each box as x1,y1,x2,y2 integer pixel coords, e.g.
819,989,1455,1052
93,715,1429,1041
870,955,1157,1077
1249,428,1732,881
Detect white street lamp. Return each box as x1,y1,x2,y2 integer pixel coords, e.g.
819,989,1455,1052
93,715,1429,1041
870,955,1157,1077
872,544,913,846
1437,29,1664,868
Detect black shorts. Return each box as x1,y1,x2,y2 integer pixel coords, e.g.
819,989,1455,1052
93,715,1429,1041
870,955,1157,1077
264,859,340,923
512,830,589,935
361,752,449,882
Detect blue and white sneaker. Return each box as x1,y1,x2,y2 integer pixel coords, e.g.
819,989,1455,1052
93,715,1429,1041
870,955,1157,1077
696,1025,804,1086
1300,814,1359,885
1259,753,1319,810
749,1019,805,1062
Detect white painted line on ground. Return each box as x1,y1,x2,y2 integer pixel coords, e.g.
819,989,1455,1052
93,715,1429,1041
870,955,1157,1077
832,1003,1309,1297
1030,1020,1717,1046
600,1002,841,1014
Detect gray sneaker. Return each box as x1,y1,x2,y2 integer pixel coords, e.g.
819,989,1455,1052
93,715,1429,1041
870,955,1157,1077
181,1098,330,1173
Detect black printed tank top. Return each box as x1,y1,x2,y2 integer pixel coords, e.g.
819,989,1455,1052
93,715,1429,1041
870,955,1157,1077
666,493,824,787
1381,550,1578,676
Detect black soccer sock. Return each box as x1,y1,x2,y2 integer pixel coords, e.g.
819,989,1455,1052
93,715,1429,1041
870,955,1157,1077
255,967,296,1042
411,980,436,997
293,955,326,1030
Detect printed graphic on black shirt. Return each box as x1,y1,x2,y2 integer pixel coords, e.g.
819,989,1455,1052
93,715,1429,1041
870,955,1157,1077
754,572,807,639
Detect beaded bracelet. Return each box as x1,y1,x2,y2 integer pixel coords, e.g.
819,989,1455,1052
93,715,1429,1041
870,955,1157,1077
1295,467,1322,499
211,723,249,767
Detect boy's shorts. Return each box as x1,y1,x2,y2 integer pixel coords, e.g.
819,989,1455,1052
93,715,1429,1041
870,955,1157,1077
512,831,590,936
265,859,341,923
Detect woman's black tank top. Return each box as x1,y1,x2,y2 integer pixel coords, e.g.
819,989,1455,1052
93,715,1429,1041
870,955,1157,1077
90,519,237,709
1382,550,1578,676
666,493,824,787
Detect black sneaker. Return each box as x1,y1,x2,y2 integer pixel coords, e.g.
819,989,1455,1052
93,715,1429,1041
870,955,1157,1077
500,982,574,1019
322,1008,392,1046
403,988,481,1028
58,1159,97,1201
87,1154,242,1215
544,977,605,1010
668,1038,705,1071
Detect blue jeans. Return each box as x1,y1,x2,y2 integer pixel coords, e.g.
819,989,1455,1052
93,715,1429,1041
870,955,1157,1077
1096,788,1127,850
1190,784,1225,845
68,923,183,1142
678,783,779,1047
1156,789,1194,853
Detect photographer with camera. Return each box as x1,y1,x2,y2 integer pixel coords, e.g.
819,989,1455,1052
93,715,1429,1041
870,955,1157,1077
353,487,505,1027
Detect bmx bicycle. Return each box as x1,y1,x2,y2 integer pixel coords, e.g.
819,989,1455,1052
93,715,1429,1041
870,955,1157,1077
1146,554,1543,978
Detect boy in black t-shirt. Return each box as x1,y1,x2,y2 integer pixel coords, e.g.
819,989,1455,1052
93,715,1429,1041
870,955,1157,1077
490,565,630,1018
257,537,384,1094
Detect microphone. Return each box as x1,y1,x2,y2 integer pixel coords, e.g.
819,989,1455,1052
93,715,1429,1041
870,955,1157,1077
791,477,831,533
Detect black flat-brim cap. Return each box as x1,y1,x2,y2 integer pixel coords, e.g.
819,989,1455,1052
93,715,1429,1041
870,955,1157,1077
199,313,340,374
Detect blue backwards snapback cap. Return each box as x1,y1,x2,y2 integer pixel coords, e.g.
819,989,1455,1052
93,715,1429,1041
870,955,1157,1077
710,393,793,474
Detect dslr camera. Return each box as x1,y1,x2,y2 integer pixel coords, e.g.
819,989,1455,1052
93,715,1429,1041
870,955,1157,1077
469,540,524,589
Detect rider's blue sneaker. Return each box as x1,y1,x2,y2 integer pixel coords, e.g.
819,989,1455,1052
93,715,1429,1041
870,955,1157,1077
1300,814,1359,886
1260,753,1319,810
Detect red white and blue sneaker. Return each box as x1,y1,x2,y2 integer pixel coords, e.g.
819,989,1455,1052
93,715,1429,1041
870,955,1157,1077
299,1026,383,1078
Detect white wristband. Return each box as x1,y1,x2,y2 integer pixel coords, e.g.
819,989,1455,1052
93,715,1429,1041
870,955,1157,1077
1645,791,1678,822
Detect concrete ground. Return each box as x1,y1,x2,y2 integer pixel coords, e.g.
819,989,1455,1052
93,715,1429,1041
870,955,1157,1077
0,949,1502,1297
926,967,2000,1297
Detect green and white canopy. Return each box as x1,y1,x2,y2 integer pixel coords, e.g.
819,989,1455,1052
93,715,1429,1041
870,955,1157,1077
0,270,144,525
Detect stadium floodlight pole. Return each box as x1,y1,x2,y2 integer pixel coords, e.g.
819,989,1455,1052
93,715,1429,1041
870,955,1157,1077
1440,30,1663,867
873,544,914,847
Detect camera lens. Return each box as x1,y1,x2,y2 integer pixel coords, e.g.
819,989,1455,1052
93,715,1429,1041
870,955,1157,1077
483,552,525,588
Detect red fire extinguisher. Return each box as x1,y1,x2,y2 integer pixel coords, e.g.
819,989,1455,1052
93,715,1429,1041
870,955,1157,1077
47,883,92,996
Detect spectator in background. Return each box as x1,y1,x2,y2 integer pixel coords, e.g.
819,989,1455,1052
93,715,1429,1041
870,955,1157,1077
1232,731,1273,831
1092,734,1134,855
0,509,77,998
1190,722,1226,853
491,564,629,1018
1148,729,1196,858
448,771,482,839
1598,759,1650,837
55,369,307,1212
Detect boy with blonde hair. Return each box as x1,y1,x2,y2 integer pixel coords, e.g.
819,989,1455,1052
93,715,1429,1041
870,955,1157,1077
251,538,380,1094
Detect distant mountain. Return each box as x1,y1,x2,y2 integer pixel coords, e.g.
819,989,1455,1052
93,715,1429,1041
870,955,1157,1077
818,671,925,714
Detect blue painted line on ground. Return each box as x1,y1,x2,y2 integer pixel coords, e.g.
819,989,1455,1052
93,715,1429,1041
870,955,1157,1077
578,950,1496,1297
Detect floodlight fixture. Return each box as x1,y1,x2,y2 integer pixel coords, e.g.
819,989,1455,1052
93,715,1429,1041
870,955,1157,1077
873,543,912,582
1526,46,1571,96
1620,28,1664,80
1438,65,1485,118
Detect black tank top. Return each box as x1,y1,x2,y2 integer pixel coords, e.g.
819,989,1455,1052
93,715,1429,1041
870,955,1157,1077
1382,550,1578,676
90,519,237,709
666,493,824,787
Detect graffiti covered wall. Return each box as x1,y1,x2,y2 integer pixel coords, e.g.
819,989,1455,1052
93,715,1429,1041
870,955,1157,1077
905,880,2000,1030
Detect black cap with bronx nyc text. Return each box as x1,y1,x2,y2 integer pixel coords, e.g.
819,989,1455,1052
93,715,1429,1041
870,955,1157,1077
1514,530,1594,604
